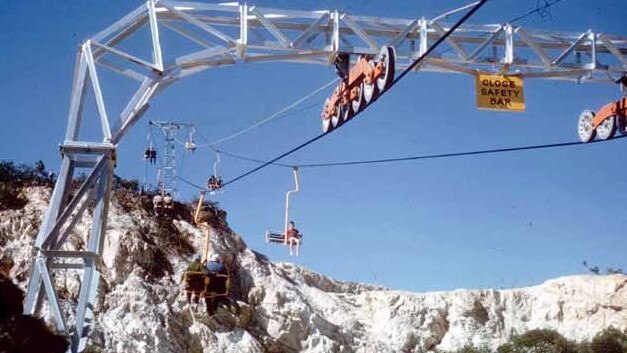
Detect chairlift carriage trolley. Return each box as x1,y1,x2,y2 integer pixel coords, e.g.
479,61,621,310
322,46,396,132
578,75,627,142
265,167,303,255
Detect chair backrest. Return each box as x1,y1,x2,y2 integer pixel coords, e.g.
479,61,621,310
184,271,208,292
206,273,229,297
266,231,285,243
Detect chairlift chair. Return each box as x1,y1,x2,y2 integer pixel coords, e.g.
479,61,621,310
184,127,197,152
264,167,304,253
182,271,230,299
184,194,231,302
207,152,223,194
152,194,164,217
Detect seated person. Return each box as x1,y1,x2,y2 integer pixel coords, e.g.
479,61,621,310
185,141,196,151
208,175,221,190
148,148,157,164
152,195,163,216
183,255,207,305
204,253,231,315
286,221,302,257
286,221,300,239
163,195,173,211
206,253,226,275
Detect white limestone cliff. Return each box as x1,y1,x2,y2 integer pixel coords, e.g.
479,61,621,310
0,186,625,353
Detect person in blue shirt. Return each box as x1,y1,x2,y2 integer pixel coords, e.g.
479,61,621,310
206,253,226,274
204,253,233,316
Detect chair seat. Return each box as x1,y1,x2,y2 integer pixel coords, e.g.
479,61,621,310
184,271,209,292
206,273,229,297
265,231,304,244
183,271,230,298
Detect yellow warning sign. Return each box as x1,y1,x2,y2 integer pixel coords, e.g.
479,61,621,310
475,74,525,112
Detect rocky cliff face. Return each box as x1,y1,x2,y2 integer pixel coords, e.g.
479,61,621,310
0,187,625,353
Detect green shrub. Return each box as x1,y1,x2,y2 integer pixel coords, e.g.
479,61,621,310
590,328,627,353
497,329,578,353
443,328,627,353
0,160,55,211
0,160,53,185
456,345,492,353
84,344,106,353
0,183,28,211
113,175,139,193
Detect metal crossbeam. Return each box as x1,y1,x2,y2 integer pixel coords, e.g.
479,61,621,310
150,2,626,82
23,1,627,353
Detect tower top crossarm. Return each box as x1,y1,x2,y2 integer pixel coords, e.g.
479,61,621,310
91,0,627,86
149,120,194,128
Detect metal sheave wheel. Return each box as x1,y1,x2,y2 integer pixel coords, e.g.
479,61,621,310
376,46,396,91
577,110,596,143
342,102,354,122
363,61,378,104
322,98,333,132
322,117,333,132
331,102,343,128
351,85,365,113
616,114,627,135
596,116,616,140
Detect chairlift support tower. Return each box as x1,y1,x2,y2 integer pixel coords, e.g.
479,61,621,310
149,120,195,198
22,1,627,352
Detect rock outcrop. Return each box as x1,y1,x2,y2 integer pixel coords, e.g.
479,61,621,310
0,186,625,353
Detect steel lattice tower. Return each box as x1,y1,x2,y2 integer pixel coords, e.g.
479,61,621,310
149,120,193,198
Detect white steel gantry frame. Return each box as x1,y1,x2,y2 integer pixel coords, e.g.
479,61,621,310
23,1,627,352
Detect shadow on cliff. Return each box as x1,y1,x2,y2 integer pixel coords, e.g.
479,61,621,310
0,274,69,353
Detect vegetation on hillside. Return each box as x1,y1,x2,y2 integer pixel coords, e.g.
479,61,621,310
0,160,53,211
447,328,627,353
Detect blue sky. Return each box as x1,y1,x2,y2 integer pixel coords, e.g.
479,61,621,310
1,0,626,291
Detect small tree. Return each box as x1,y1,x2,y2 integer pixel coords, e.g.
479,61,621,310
498,329,578,353
590,328,627,353
456,345,492,353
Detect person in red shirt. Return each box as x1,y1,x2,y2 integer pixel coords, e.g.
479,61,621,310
286,221,301,256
